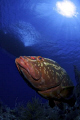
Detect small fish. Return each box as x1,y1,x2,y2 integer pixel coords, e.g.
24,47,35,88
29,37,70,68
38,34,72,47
15,56,76,108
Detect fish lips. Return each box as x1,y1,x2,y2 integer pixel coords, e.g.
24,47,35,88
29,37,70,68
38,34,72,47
15,56,41,80
15,56,27,73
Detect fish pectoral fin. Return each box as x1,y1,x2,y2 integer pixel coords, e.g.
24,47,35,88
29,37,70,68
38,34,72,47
49,99,55,108
60,86,74,98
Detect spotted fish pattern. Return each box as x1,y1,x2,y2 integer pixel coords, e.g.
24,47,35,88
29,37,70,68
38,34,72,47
15,56,75,108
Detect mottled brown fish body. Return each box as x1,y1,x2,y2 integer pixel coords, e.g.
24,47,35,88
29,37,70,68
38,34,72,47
15,56,75,108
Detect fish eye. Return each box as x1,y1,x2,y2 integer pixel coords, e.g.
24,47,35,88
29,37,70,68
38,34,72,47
37,56,43,61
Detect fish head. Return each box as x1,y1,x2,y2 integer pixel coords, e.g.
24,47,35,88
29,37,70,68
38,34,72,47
15,56,44,81
15,56,52,90
15,56,62,91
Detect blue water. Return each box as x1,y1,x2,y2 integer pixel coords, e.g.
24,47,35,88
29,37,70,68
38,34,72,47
0,0,80,107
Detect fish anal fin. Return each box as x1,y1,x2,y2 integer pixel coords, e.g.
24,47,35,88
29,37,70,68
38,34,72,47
49,99,64,110
54,101,64,110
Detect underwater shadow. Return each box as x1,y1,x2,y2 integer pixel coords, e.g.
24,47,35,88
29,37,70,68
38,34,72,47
0,30,39,57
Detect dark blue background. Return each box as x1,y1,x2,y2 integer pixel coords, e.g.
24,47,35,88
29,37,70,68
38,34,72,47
0,0,80,107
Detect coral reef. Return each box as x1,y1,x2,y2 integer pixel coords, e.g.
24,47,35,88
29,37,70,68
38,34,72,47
74,65,80,105
0,101,17,120
0,97,80,120
0,65,80,120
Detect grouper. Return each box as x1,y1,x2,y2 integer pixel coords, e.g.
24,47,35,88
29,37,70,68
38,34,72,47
15,56,76,108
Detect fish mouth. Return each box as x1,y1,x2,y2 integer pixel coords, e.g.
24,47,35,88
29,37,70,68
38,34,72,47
15,56,31,75
15,56,41,80
15,56,37,90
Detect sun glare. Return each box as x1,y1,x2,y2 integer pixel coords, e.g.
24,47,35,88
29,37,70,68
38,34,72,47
56,0,78,18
